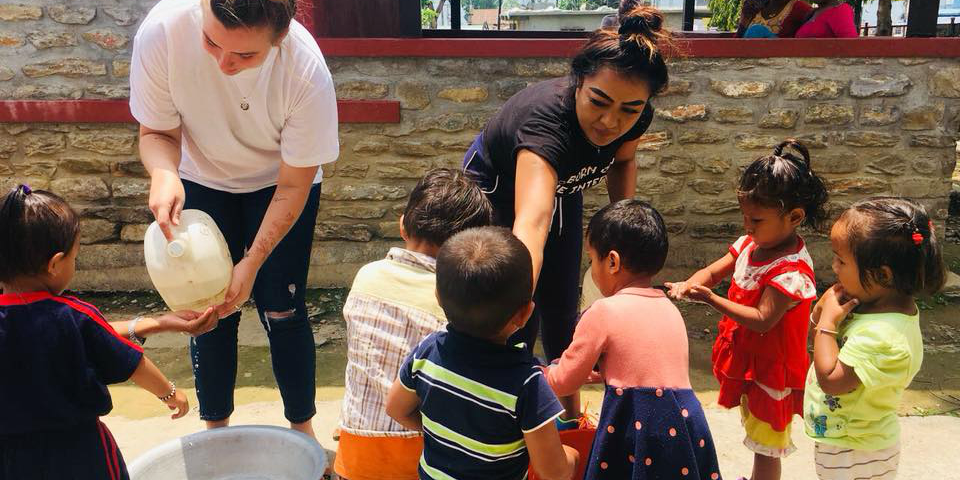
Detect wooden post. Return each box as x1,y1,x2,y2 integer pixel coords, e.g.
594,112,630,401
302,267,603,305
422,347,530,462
450,0,461,30
862,22,869,37
906,0,939,37
852,0,863,32
683,0,695,31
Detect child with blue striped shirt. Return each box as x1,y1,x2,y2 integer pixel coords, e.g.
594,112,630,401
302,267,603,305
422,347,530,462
386,226,578,480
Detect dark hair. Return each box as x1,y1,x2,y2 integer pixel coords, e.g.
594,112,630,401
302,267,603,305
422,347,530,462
587,199,668,276
838,197,946,297
436,227,533,339
738,140,829,230
570,4,671,96
210,0,296,37
0,186,80,283
403,168,494,247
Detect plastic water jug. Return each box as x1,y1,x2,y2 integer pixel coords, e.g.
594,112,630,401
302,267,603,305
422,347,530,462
144,209,233,312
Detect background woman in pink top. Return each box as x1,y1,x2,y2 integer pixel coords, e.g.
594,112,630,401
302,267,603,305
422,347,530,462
796,0,858,38
544,200,720,480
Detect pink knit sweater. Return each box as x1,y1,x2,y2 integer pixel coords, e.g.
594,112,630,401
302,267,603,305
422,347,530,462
546,287,692,396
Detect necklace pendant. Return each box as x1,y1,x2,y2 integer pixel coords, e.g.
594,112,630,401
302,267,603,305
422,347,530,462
240,101,250,111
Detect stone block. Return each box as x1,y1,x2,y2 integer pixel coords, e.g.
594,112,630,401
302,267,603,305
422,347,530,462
77,244,144,269
710,80,773,98
657,202,685,216
116,160,148,177
22,132,65,156
825,177,889,196
51,177,109,201
112,58,130,77
912,154,954,176
82,29,129,50
656,104,708,123
325,205,387,220
864,154,907,176
22,58,106,78
396,81,429,110
336,80,388,100
60,156,110,174
0,161,12,175
758,109,799,129
860,105,900,126
352,138,390,155
691,199,739,215
805,104,854,125
27,31,76,49
849,74,912,98
658,155,695,174
513,59,567,77
899,58,932,66
696,157,732,174
414,113,471,133
665,221,686,234
0,65,14,81
635,154,657,169
310,241,391,266
795,133,830,149
81,205,153,223
713,107,754,125
47,5,95,24
892,178,943,198
689,222,741,239
69,131,136,155
438,87,488,103
315,222,375,242
0,31,23,47
79,218,117,244
496,80,528,100
678,129,727,145
735,134,780,150
902,104,944,131
0,176,48,192
111,178,150,201
14,159,57,178
841,132,900,148
635,131,670,151
660,80,693,96
910,134,958,148
0,4,41,21
375,159,433,179
780,78,845,100
929,67,960,98
12,84,81,99
378,221,402,240
102,7,138,26
336,164,369,179
0,136,17,158
120,224,148,243
688,179,727,195
795,58,828,69
321,183,408,201
393,140,438,157
86,84,129,99
812,154,860,174
636,176,683,195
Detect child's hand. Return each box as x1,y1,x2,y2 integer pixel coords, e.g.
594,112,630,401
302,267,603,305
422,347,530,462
664,281,690,300
585,370,603,384
166,389,189,420
813,284,859,329
685,284,716,304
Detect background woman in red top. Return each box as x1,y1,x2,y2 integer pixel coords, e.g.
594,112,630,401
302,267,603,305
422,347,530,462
738,0,814,37
796,0,858,38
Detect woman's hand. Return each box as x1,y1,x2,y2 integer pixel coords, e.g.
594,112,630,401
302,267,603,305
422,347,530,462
216,258,260,318
813,284,859,331
165,389,189,420
664,281,691,300
156,307,218,336
148,169,185,241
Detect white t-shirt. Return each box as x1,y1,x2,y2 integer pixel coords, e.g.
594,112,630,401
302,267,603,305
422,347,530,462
130,0,339,193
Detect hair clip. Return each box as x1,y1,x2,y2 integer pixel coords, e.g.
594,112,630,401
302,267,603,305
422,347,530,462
18,184,31,195
912,230,923,246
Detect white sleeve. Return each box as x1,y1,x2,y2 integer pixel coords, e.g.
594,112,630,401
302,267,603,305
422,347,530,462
770,271,817,301
129,19,181,131
280,58,339,168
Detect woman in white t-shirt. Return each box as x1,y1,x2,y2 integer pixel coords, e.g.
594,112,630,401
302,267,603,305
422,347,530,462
130,0,338,439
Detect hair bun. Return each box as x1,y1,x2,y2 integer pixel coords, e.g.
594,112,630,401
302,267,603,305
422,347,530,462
773,139,810,166
618,6,663,37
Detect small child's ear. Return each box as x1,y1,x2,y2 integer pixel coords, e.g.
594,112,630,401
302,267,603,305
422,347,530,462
512,300,535,329
46,251,66,276
788,207,806,227
607,250,622,274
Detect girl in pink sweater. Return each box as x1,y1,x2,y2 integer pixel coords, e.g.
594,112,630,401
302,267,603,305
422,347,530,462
544,200,720,479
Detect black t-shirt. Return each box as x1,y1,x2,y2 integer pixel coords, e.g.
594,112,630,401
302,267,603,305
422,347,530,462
472,78,653,199
0,292,143,435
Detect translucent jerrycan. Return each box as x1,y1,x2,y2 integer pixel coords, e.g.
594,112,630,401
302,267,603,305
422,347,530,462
144,209,233,312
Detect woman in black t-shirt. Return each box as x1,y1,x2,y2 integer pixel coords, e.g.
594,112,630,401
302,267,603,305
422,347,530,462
462,4,671,423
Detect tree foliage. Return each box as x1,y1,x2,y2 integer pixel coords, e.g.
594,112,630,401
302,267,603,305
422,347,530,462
707,0,741,31
557,0,620,10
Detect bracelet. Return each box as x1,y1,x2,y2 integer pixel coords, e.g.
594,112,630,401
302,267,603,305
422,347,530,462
158,382,176,402
816,326,838,335
128,317,147,346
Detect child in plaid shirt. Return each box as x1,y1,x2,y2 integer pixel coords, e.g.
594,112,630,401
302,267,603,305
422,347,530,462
334,169,493,480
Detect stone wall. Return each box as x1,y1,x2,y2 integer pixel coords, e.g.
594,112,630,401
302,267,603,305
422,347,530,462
0,3,958,290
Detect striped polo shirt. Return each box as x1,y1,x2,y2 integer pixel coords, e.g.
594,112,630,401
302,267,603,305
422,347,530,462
399,327,564,479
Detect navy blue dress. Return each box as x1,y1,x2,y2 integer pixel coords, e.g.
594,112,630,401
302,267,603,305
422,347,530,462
586,386,721,480
0,292,143,480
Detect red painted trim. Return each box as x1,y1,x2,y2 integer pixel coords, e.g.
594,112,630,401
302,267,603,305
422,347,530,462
316,37,960,58
0,99,401,124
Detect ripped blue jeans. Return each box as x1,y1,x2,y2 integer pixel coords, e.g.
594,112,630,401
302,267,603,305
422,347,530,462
183,180,320,423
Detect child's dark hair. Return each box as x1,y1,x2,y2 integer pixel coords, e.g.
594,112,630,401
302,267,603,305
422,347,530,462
403,168,494,247
570,4,671,96
211,0,296,38
0,185,80,283
738,140,829,230
587,199,668,276
436,227,532,339
838,197,945,297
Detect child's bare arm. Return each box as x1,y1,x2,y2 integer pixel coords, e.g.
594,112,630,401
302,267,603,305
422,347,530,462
666,252,736,299
129,357,189,419
687,284,793,333
812,285,862,395
525,421,577,480
385,379,422,431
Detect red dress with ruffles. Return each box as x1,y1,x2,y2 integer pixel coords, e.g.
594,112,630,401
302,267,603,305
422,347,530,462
713,235,816,432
